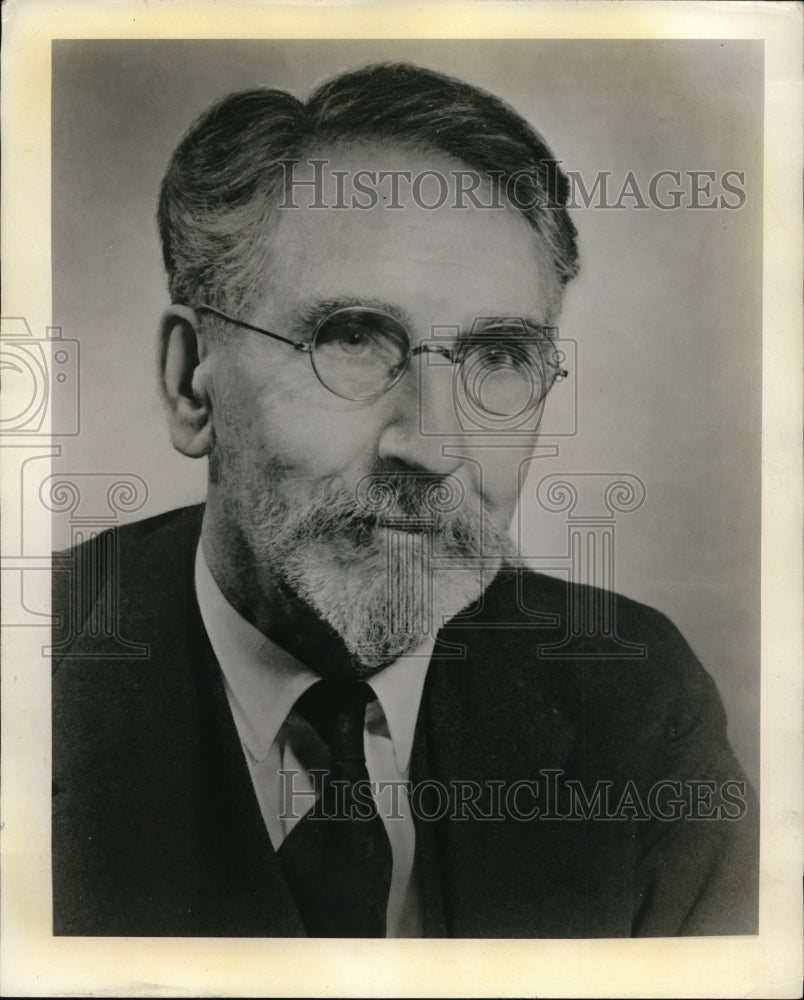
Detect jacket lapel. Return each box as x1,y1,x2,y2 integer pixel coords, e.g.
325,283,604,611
186,591,306,936
412,570,631,938
420,639,577,936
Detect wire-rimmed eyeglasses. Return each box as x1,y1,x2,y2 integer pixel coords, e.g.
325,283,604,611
194,303,568,418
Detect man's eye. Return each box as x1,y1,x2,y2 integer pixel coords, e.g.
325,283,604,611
338,327,372,354
316,320,375,355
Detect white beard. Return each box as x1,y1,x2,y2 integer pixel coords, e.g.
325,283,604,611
232,465,517,672
282,530,500,671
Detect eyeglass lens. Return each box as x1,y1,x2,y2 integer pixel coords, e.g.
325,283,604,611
312,309,410,401
457,335,553,417
311,307,559,416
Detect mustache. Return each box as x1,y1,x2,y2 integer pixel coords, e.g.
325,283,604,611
355,472,465,523
285,471,514,558
303,472,465,533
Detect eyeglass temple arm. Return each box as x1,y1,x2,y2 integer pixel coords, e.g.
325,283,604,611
194,304,312,353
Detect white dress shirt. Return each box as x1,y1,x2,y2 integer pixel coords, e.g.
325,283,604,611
194,546,433,937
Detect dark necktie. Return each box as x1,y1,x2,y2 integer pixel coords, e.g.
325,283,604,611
277,679,393,937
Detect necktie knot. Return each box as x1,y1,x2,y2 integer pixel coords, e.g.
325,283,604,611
294,679,376,781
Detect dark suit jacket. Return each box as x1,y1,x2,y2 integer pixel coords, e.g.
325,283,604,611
52,505,758,937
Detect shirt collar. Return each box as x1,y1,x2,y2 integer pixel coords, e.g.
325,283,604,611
194,544,432,774
366,643,432,775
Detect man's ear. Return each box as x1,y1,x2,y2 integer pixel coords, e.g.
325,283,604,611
158,305,214,458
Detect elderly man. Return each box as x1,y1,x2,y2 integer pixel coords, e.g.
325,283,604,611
52,63,757,938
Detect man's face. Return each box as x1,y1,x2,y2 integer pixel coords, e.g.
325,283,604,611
200,145,559,671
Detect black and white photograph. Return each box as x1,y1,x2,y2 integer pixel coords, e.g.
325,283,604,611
1,1,801,996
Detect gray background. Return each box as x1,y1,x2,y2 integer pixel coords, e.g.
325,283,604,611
51,39,763,788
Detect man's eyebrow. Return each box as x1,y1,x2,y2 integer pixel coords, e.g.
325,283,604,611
286,296,415,339
467,316,556,339
285,299,554,342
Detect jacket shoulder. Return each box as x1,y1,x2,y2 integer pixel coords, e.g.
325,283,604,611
444,566,726,739
51,504,204,668
53,503,204,562
464,565,690,659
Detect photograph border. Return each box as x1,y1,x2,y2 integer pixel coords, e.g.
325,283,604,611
1,1,801,997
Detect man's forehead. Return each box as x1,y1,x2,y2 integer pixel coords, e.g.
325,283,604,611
258,142,554,329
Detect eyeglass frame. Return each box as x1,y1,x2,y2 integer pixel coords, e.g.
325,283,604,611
193,302,569,405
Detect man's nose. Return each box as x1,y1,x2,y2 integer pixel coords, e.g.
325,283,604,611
375,358,465,475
